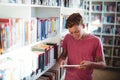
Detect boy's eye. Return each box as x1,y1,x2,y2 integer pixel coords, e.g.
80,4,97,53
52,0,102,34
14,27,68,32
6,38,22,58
74,31,79,33
70,31,79,34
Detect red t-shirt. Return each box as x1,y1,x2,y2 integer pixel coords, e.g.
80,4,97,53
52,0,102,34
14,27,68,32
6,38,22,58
62,34,104,80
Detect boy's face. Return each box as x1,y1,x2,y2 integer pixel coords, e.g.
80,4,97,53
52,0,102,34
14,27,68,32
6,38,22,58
68,25,83,40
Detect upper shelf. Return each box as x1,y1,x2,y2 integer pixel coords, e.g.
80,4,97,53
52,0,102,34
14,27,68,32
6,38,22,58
88,0,120,2
0,3,31,7
0,3,84,18
60,7,84,16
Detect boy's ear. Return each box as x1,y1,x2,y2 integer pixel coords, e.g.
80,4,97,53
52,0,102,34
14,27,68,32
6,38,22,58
82,24,85,28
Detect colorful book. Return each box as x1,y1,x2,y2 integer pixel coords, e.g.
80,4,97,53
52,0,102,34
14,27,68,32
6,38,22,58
46,42,58,60
32,51,45,73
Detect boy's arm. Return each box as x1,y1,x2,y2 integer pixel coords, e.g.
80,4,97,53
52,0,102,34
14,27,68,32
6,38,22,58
80,54,106,69
58,49,67,66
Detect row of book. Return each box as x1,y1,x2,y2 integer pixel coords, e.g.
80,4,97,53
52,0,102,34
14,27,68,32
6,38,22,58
0,17,60,55
92,26,120,35
0,0,30,4
63,0,82,8
0,42,60,80
102,37,113,45
104,4,116,12
0,0,82,8
105,59,120,67
92,4,102,11
104,48,120,57
61,15,68,32
114,38,120,46
31,0,59,6
102,37,120,46
91,15,120,24
32,39,64,79
113,60,120,67
84,1,90,10
30,42,59,79
115,26,120,35
91,14,102,24
36,17,60,41
104,48,112,56
113,48,120,57
32,44,55,73
116,16,120,23
91,14,101,22
0,18,28,55
36,40,64,80
37,62,65,80
92,27,101,34
104,16,115,23
114,26,120,35
102,26,114,34
0,36,64,80
103,37,120,46
117,2,120,12
91,3,120,12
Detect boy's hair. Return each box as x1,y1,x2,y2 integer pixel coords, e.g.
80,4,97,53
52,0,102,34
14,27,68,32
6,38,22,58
65,13,83,28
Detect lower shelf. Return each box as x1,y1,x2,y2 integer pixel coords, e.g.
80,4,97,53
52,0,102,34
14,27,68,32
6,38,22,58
30,63,55,80
105,66,120,71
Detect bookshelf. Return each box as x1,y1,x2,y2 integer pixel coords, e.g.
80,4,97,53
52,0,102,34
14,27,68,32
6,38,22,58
0,0,84,80
84,0,120,69
0,2,60,80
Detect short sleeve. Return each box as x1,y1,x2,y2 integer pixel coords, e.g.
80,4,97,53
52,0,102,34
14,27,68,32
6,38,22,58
95,38,104,61
62,34,69,50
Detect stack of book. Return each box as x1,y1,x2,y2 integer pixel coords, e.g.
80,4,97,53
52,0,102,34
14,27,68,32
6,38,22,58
32,43,53,73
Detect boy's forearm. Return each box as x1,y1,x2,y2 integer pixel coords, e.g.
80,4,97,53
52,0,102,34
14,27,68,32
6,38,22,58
91,61,106,69
58,52,67,65
59,49,67,60
59,53,67,60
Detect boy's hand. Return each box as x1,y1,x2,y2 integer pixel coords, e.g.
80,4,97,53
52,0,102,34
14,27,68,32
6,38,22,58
80,60,92,69
58,58,65,68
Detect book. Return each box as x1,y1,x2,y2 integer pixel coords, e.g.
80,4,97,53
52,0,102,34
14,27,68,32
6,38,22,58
32,51,45,73
117,2,120,12
31,43,50,51
46,42,58,60
30,18,37,43
0,18,9,23
0,24,3,55
0,24,6,54
32,44,50,65
61,64,80,68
